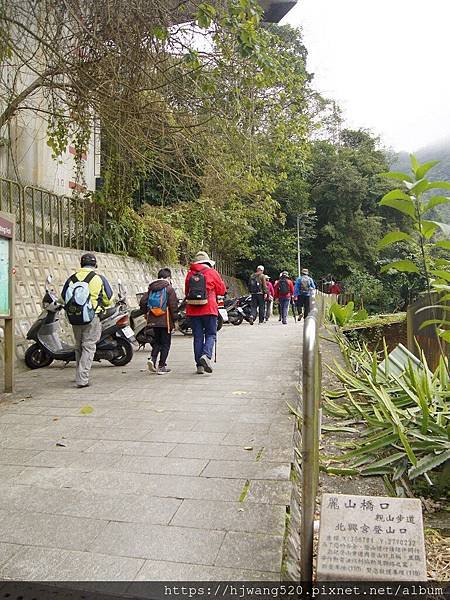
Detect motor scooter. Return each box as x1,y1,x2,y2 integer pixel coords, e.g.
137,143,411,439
130,292,154,349
24,276,136,369
224,295,246,325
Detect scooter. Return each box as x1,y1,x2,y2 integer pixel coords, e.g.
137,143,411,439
236,294,255,325
130,293,154,350
224,295,246,326
24,276,136,369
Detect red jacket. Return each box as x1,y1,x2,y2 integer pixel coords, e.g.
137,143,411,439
184,263,227,316
274,278,294,299
266,281,275,298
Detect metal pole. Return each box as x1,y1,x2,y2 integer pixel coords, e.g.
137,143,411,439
297,214,301,276
301,300,320,581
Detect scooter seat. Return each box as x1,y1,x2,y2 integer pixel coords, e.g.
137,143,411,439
99,306,117,320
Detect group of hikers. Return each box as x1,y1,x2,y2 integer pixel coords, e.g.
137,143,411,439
248,264,316,325
62,252,317,387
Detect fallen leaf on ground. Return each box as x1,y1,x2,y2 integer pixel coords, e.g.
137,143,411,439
243,446,253,451
80,406,94,415
56,442,66,447
53,417,59,421
232,391,249,396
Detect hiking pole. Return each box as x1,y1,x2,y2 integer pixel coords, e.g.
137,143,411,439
291,299,297,322
214,328,217,363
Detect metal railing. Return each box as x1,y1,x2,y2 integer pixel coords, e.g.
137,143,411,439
0,176,87,249
300,293,323,581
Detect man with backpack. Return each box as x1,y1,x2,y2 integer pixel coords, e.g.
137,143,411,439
249,265,268,324
274,271,294,325
62,253,113,388
139,268,179,375
294,267,316,320
184,251,227,374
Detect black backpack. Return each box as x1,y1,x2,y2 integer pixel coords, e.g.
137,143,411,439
186,268,208,305
278,277,290,295
249,275,261,294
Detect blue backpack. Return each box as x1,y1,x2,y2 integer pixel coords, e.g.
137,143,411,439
147,287,168,316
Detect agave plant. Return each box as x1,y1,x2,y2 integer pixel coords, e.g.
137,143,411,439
322,334,450,496
328,301,368,327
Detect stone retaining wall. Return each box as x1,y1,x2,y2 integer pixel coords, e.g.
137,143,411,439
0,242,245,369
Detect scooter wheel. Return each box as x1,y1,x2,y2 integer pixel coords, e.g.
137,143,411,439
109,338,134,367
230,314,244,326
24,343,54,369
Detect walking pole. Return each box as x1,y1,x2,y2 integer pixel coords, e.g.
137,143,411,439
291,299,297,322
214,332,217,363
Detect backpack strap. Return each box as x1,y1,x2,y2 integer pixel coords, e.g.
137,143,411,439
84,271,97,285
70,270,97,285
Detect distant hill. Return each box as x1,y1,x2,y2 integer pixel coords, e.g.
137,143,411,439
391,137,450,223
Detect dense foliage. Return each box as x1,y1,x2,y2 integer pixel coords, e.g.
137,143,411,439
323,334,449,498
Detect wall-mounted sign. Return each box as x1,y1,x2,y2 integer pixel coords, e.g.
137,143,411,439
0,211,15,392
0,215,13,318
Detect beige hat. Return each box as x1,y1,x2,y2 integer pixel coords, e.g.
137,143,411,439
301,268,309,275
193,251,215,267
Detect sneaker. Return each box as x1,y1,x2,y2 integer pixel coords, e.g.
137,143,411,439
76,383,89,389
200,355,213,373
147,358,157,372
157,366,171,375
196,366,205,375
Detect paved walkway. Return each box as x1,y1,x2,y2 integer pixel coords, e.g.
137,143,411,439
0,319,301,583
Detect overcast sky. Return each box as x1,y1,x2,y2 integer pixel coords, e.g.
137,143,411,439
282,0,450,152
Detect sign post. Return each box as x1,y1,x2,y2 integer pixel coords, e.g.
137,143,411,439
0,211,15,393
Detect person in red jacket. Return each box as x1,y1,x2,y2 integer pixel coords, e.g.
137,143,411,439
274,271,295,325
184,251,227,374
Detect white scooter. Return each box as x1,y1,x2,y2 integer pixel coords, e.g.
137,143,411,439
24,276,136,369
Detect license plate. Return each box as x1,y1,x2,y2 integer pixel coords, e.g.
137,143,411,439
122,326,135,339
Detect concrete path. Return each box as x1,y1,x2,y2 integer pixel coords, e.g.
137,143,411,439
0,319,301,582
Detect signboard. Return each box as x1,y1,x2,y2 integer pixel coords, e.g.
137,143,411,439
0,211,15,392
317,493,426,581
0,215,13,317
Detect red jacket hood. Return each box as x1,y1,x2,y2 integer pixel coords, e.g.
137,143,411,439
189,263,212,272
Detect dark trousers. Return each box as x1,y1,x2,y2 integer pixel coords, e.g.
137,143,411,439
151,327,172,367
251,293,265,323
279,297,290,324
191,315,217,366
296,295,311,320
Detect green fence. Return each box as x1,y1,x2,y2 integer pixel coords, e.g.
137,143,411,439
0,176,236,275
0,177,87,249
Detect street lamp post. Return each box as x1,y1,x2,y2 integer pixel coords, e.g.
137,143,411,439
297,214,301,276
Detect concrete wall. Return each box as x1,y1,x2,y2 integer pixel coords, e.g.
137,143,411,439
0,242,245,369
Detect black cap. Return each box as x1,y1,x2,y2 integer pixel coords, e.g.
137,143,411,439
80,253,97,268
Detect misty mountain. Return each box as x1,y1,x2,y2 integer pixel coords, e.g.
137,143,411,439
391,137,450,223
